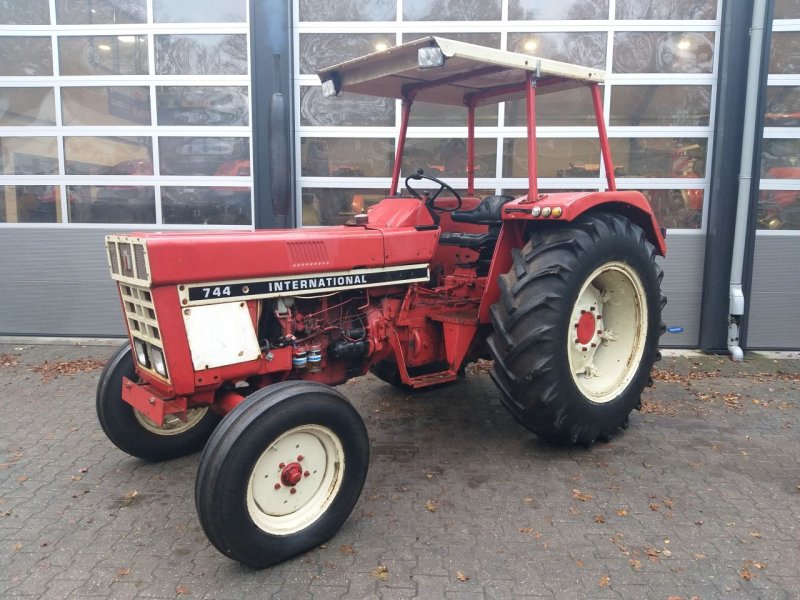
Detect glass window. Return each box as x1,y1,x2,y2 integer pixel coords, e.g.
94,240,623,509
770,32,800,75
610,85,711,126
153,0,246,23
410,103,497,127
503,138,601,178
301,138,394,177
762,139,800,176
1,0,50,25
158,137,249,176
508,32,607,70
613,32,714,73
506,87,597,127
0,138,58,175
402,32,501,47
157,87,249,126
64,137,153,176
0,88,56,127
758,190,800,230
0,37,53,76
155,35,247,75
62,87,151,126
299,0,396,21
639,189,703,229
766,87,800,127
403,138,497,178
775,0,800,19
55,0,145,24
403,0,501,20
59,36,148,76
67,185,155,224
300,187,389,225
508,0,609,20
1,186,61,224
616,0,716,20
162,186,252,225
298,33,395,74
610,138,707,178
300,87,394,127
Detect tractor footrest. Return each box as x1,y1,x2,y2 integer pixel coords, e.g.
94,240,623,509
407,371,458,389
121,376,188,427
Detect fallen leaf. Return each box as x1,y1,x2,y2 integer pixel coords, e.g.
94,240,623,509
629,559,642,570
740,569,754,581
666,596,684,600
649,502,660,511
572,489,593,502
339,544,356,555
519,527,533,534
13,542,22,551
645,547,661,562
594,515,606,523
616,508,628,516
176,585,190,594
372,565,389,581
71,475,82,481
524,497,534,503
662,549,672,557
113,568,131,582
750,532,762,539
456,571,469,582
575,559,585,568
693,552,707,560
17,476,28,483
568,506,580,515
0,354,20,367
425,500,437,513
121,490,138,506
599,574,610,587
30,358,106,383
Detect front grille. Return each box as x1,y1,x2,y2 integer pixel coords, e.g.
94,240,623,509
119,282,167,380
133,244,148,280
105,236,150,284
108,243,119,275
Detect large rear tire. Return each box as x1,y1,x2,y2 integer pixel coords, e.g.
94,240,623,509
488,212,666,445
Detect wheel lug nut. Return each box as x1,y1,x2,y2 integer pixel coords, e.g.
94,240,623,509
591,343,597,348
597,315,602,320
597,330,603,334
304,471,310,477
590,306,595,311
274,483,281,490
581,347,588,352
580,310,586,314
574,339,579,344
290,488,297,494
279,462,285,469
297,455,304,461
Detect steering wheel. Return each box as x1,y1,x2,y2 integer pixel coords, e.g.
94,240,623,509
404,169,462,211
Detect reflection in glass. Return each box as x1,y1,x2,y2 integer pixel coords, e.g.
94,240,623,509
62,87,151,126
1,186,61,224
503,138,601,178
300,87,394,127
56,0,146,24
300,0,397,21
403,0,501,20
157,87,249,126
640,189,703,229
610,138,707,178
403,139,497,178
0,37,53,76
299,33,395,74
775,0,800,19
301,138,394,177
610,85,711,126
766,87,800,127
0,138,58,175
64,137,153,176
410,102,497,127
301,188,389,225
154,0,246,23
67,186,155,224
59,36,148,76
1,0,50,24
758,190,800,230
159,137,249,176
508,32,607,69
155,35,247,75
509,0,609,20
613,32,714,73
616,0,716,20
402,32,501,48
0,88,56,126
762,139,800,176
162,187,252,225
770,33,800,75
506,87,597,127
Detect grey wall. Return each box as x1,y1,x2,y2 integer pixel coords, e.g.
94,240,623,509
658,233,706,347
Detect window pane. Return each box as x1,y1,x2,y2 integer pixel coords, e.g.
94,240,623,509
67,186,155,224
154,0,246,23
758,190,800,230
0,37,53,76
0,138,58,175
403,0,501,20
162,186,252,225
155,35,247,75
766,87,800,127
157,86,249,126
64,137,153,176
770,33,800,75
410,102,497,127
300,87,394,127
509,0,609,20
1,186,61,224
506,87,597,127
775,0,800,19
640,189,703,229
55,0,145,24
762,139,800,177
503,138,601,178
59,36,148,76
1,0,50,24
301,138,394,177
299,0,396,21
301,188,389,225
299,33,395,74
62,87,151,126
159,137,249,176
610,85,711,126
402,32,501,47
616,0,716,20
613,32,714,73
610,138,707,178
0,88,56,126
403,138,497,178
508,32,607,69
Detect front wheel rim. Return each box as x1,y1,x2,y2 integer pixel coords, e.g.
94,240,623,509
247,425,344,536
567,261,648,404
134,406,209,436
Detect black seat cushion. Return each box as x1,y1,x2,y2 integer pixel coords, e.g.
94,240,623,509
450,195,515,225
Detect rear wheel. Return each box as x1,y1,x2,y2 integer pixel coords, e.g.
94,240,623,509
488,212,665,445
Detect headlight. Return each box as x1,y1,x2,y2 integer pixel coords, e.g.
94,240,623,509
150,346,168,378
133,339,149,367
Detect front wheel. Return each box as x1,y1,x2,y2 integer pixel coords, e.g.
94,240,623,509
195,381,369,569
488,212,666,445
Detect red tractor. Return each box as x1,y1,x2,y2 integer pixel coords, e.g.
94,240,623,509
97,37,666,568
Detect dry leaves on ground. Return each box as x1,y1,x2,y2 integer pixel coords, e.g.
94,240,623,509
571,489,593,502
456,571,469,582
425,500,437,512
594,515,606,523
176,585,190,594
0,354,19,367
599,574,610,587
372,565,389,581
339,544,356,555
30,358,106,383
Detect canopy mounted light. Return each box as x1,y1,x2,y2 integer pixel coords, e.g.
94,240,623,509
418,46,445,69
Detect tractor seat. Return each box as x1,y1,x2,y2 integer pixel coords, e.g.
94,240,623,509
450,195,515,225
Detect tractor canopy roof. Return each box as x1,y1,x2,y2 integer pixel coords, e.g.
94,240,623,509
317,36,605,107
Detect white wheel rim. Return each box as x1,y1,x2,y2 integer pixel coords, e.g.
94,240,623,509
567,261,648,404
247,425,344,536
134,407,208,435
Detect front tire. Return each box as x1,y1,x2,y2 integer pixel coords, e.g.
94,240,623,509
195,381,369,569
488,212,666,445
